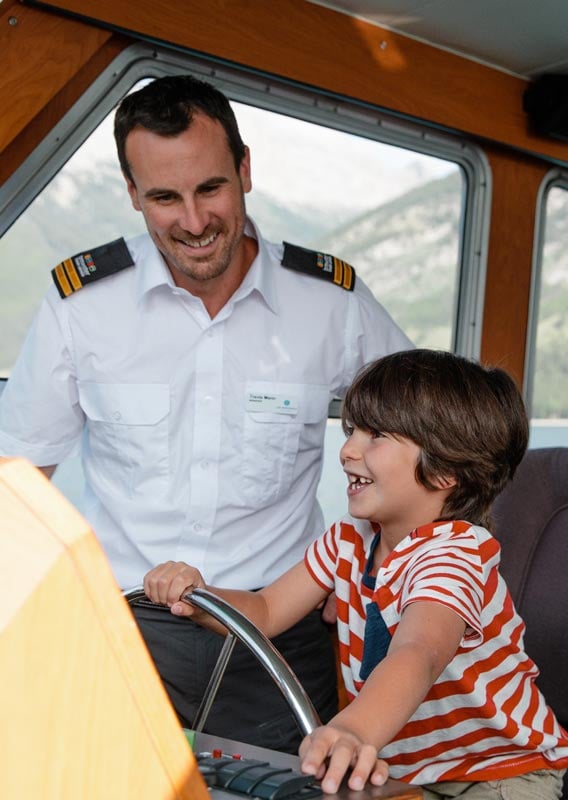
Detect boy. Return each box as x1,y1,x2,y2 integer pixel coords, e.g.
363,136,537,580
144,349,568,799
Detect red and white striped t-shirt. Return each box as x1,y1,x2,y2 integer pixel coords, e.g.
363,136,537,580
305,515,568,784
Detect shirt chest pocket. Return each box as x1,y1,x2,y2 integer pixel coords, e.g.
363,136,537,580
78,382,170,496
240,381,329,507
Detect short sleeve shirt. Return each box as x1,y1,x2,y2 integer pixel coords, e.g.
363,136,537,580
305,516,568,783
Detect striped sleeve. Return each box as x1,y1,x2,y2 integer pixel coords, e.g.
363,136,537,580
304,522,340,592
397,526,490,646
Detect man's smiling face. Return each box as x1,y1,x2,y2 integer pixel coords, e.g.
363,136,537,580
124,112,252,293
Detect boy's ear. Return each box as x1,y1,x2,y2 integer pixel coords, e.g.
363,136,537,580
433,474,457,490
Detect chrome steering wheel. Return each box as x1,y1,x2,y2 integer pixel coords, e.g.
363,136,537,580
123,586,321,737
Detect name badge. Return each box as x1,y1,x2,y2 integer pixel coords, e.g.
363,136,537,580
246,392,299,415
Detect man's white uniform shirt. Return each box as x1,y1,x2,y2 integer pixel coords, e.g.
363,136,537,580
0,219,412,590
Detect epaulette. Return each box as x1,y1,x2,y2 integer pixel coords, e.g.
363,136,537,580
281,242,356,291
51,237,134,299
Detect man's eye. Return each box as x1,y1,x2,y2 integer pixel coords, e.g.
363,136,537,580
200,184,221,194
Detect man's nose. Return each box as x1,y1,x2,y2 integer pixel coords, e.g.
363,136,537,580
179,198,208,235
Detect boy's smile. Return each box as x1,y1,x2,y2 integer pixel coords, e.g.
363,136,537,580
347,472,374,494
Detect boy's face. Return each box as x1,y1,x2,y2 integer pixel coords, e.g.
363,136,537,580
340,427,452,540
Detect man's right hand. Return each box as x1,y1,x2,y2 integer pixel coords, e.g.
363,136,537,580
143,560,207,616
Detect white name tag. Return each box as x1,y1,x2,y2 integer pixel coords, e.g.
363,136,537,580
246,392,299,415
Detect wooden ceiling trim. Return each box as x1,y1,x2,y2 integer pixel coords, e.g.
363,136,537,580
0,4,119,165
22,0,568,166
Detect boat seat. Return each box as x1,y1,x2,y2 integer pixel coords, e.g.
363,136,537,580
491,446,568,797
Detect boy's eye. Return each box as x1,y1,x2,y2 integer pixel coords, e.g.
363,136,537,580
371,430,384,439
343,423,354,436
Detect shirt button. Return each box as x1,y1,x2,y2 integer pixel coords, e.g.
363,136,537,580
113,411,121,421
193,522,202,532
201,460,209,470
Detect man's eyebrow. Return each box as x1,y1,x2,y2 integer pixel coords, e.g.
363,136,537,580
144,187,179,199
143,177,229,199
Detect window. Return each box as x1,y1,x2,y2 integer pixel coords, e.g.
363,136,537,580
0,44,489,523
526,175,568,449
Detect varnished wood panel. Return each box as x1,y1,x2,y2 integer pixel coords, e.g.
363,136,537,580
0,3,125,179
0,30,129,184
0,458,208,800
480,149,549,385
25,0,568,165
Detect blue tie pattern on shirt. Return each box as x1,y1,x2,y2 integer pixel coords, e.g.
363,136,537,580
360,601,392,680
359,531,392,681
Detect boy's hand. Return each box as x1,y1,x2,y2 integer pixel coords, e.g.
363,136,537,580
143,561,206,616
299,724,388,794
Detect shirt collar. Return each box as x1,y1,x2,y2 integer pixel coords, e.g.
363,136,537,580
134,234,175,301
234,217,278,314
133,218,278,314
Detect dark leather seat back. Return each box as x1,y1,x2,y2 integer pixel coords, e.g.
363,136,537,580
492,447,568,794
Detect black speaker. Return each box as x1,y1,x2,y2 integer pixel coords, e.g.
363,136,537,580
523,74,568,142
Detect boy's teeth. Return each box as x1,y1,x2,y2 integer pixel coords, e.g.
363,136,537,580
349,475,372,485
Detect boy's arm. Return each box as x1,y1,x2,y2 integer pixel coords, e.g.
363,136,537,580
143,559,329,639
300,599,466,793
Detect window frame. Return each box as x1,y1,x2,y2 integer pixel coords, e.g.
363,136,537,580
523,168,568,417
0,41,490,359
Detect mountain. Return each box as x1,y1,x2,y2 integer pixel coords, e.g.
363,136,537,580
314,172,462,349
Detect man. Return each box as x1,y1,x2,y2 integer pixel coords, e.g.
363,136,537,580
0,75,412,752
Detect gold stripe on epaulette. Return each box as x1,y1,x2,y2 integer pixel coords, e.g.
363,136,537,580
343,262,353,291
62,258,82,291
55,264,73,297
333,258,343,286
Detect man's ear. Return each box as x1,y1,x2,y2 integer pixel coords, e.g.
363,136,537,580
123,172,142,212
239,146,252,194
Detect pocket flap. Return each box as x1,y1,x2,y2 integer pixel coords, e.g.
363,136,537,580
78,382,170,425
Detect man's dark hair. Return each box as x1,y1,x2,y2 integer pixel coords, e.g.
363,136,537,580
342,349,529,529
114,74,246,183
